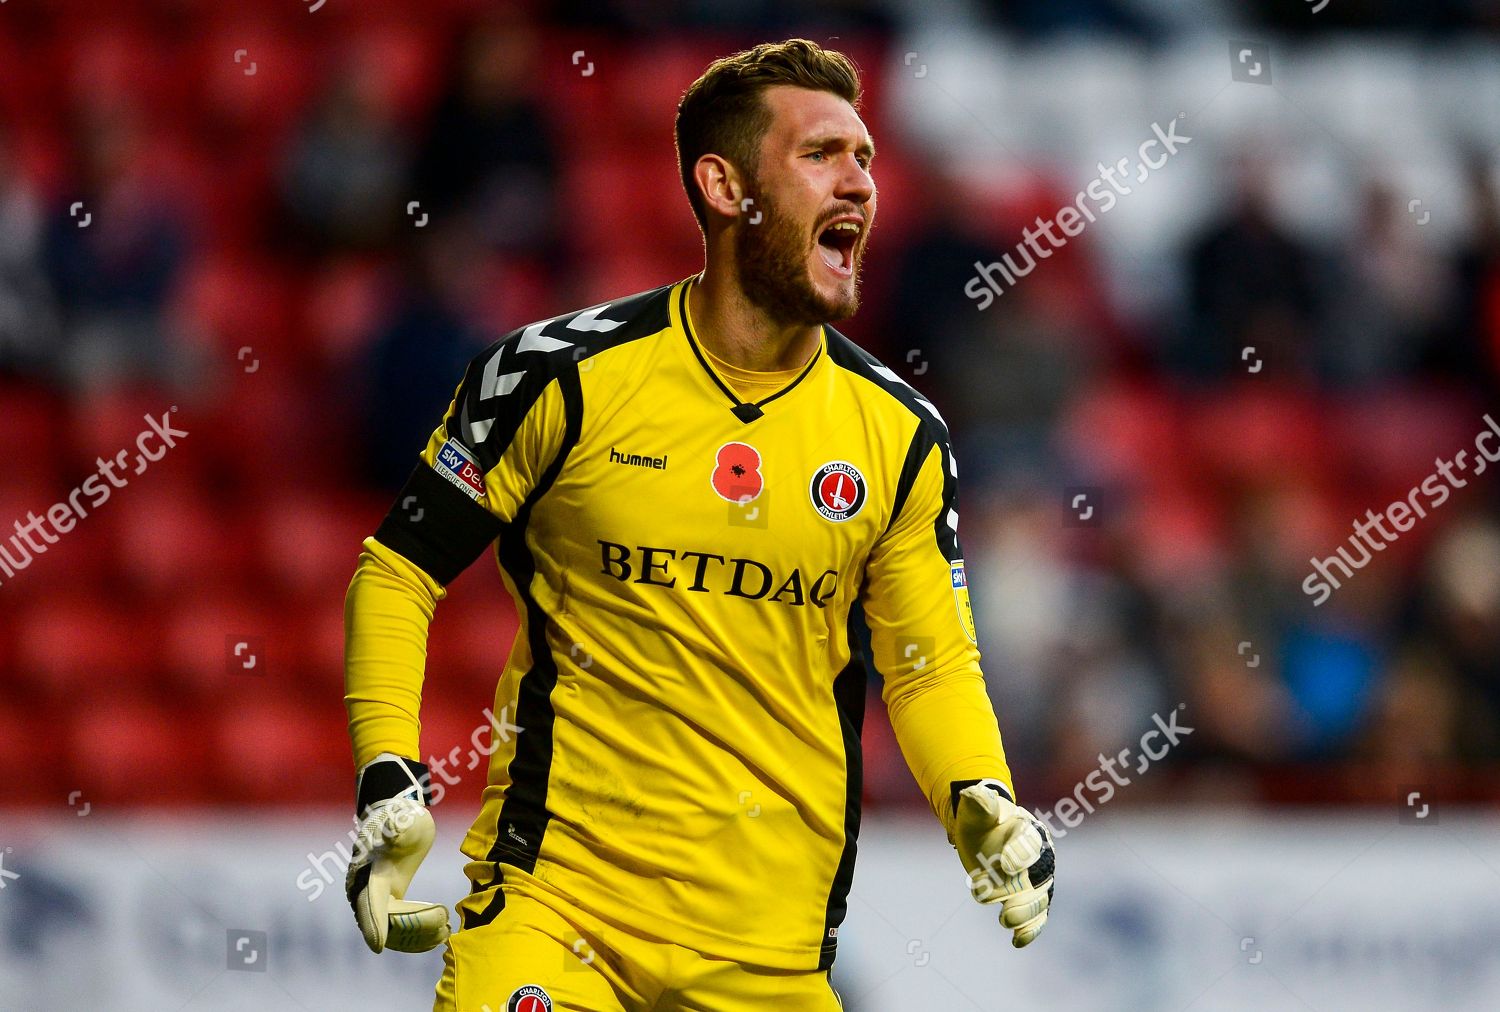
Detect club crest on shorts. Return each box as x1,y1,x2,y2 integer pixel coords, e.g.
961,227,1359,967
508,984,552,1012
712,441,763,504
810,461,866,521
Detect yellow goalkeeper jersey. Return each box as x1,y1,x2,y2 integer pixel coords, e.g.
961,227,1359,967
344,276,1013,971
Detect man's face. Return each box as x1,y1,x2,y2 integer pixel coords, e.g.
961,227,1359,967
734,85,876,326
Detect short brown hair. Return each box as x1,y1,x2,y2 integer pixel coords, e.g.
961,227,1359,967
675,39,862,229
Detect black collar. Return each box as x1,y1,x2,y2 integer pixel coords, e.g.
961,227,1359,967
678,282,823,424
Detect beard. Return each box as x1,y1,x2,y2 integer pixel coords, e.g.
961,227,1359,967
734,188,862,327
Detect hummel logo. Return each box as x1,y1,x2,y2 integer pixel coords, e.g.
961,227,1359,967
609,446,668,470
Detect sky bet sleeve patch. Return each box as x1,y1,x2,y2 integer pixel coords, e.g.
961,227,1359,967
432,438,487,501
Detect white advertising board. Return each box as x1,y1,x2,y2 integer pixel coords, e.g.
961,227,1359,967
0,808,1495,1010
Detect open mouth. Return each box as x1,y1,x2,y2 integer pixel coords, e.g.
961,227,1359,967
816,219,860,277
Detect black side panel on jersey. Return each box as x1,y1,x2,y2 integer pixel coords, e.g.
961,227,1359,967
461,285,673,928
464,364,583,929
372,283,675,586
824,328,963,563
887,425,935,540
818,591,870,970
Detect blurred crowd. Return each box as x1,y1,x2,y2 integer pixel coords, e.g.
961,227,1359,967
947,153,1500,802
2,3,1498,807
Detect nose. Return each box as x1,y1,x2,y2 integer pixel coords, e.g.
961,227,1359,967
836,155,874,207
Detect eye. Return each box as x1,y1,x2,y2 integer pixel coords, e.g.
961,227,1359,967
807,151,826,162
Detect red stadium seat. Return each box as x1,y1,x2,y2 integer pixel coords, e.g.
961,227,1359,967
63,29,188,120
64,387,205,488
1328,386,1480,501
107,478,241,598
1185,385,1332,489
859,695,907,808
1126,484,1227,588
343,25,444,127
0,32,52,127
426,577,519,699
574,255,698,308
215,695,351,803
13,592,158,700
173,254,300,362
304,255,390,364
561,147,700,263
607,41,717,143
253,491,375,602
1059,379,1188,490
0,700,69,805
474,257,561,334
292,605,348,697
538,35,625,143
190,30,320,141
416,697,498,815
0,383,65,485
69,696,213,804
0,482,115,598
160,592,278,697
199,374,324,494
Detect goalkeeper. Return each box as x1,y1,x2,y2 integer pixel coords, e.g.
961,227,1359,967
343,38,1054,1011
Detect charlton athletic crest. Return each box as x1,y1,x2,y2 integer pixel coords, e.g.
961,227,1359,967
810,461,867,521
508,985,552,1012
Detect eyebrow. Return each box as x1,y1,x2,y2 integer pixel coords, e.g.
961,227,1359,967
804,134,876,161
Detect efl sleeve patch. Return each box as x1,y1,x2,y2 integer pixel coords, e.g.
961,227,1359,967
432,438,487,501
951,559,977,643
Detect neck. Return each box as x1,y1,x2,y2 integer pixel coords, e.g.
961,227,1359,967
688,258,822,372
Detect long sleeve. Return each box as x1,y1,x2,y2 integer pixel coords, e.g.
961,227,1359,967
343,334,567,769
344,537,446,767
861,433,1013,840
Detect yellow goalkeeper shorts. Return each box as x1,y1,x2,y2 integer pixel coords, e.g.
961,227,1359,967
433,874,844,1011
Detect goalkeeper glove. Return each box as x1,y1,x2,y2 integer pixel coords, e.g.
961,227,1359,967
952,779,1055,948
345,753,451,953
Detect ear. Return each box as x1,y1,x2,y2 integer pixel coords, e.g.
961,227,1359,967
693,153,750,223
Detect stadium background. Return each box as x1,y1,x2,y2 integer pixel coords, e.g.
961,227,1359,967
2,0,1500,1009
